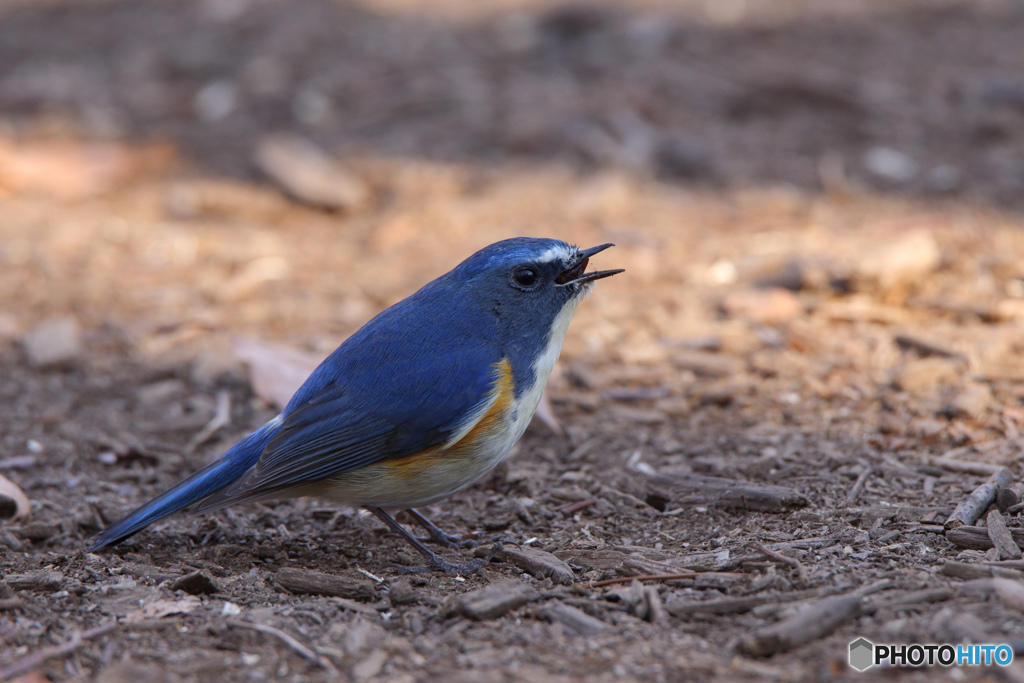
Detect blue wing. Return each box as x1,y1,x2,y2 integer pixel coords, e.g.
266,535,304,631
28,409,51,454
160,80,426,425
196,304,504,510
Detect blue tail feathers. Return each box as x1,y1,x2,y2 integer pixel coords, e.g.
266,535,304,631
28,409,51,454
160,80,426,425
87,419,280,552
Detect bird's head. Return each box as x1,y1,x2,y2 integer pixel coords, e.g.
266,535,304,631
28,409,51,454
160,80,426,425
447,237,623,335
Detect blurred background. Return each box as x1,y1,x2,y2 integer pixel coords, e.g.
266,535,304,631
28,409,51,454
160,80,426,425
3,0,1024,679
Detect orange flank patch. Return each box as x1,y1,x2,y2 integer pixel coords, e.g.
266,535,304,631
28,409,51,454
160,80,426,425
385,359,516,479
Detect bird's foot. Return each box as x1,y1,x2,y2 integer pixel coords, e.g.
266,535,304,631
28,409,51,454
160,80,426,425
385,542,503,575
415,528,477,550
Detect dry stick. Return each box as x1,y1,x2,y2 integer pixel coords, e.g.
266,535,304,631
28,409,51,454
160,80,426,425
944,468,1013,530
753,543,808,584
893,333,968,362
226,619,335,672
987,510,1023,560
0,623,117,681
931,457,1005,476
590,572,697,588
668,586,845,616
846,467,873,505
946,525,1024,551
186,390,231,455
644,584,669,627
558,498,599,515
737,594,862,657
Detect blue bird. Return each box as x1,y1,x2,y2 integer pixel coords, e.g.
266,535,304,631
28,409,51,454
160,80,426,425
88,238,622,572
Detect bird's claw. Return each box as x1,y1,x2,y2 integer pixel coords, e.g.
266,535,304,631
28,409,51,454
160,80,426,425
416,531,477,550
384,542,503,575
385,555,489,575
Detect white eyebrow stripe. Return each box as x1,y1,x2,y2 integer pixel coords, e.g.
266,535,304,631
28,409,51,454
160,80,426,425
536,245,575,264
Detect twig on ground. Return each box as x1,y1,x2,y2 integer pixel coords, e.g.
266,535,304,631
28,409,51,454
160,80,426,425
736,594,861,657
0,622,117,681
931,457,1005,477
558,498,599,515
846,467,873,505
944,468,1013,530
186,390,231,455
946,525,1024,551
645,473,809,513
893,333,968,363
227,619,336,672
590,572,697,588
667,586,845,616
644,584,669,626
753,543,808,584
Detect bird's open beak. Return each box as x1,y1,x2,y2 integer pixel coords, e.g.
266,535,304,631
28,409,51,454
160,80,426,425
555,243,625,287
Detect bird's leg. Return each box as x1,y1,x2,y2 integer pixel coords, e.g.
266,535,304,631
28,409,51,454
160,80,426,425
366,507,494,574
404,508,477,549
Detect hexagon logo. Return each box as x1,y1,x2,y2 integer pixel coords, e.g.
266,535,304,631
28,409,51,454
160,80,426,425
849,638,874,672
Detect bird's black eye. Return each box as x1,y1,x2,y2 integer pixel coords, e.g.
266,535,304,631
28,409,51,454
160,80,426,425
512,267,538,287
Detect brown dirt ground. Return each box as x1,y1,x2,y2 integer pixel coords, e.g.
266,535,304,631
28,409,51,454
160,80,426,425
2,0,1024,681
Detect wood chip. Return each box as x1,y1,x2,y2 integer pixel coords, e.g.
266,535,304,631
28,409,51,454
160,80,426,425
275,567,376,600
670,350,740,378
665,587,839,617
445,580,539,620
170,571,220,596
893,332,968,363
987,510,1023,560
992,578,1024,612
939,561,994,581
862,588,952,614
893,357,961,393
944,468,1013,530
946,383,993,420
931,457,1004,476
544,602,611,636
0,622,117,681
254,134,369,211
5,571,63,592
736,595,861,657
233,337,323,409
493,545,576,585
946,525,1024,551
645,472,809,512
555,549,629,572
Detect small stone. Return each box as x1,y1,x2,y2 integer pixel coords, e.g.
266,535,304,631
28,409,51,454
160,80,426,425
893,357,961,393
445,580,539,620
946,383,993,420
195,80,238,122
23,316,80,368
722,288,802,325
863,146,918,184
171,571,219,595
